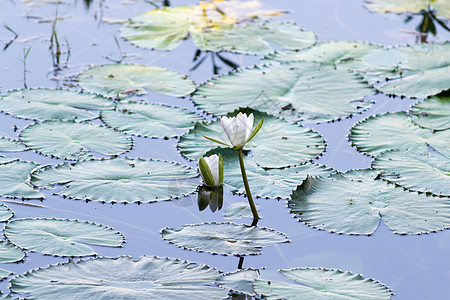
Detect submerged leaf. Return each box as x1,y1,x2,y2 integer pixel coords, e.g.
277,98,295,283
78,64,196,99
365,0,450,18
10,256,228,299
100,102,203,138
5,218,124,257
224,202,259,219
410,95,450,131
178,110,326,168
254,267,392,299
19,120,132,160
31,157,199,203
0,89,114,121
289,169,450,235
162,222,289,256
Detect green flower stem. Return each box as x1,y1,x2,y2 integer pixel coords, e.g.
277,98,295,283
237,149,260,221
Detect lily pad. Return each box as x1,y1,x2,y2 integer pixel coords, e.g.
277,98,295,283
372,151,450,196
19,120,132,160
0,241,25,263
0,137,26,152
349,112,450,157
0,89,114,121
410,95,450,131
0,270,12,281
5,218,124,257
31,157,199,203
0,161,43,199
360,43,450,98
0,204,13,222
10,256,228,299
224,202,259,219
120,5,315,54
100,102,203,138
78,64,196,99
365,0,450,18
254,268,392,299
217,269,259,295
161,222,289,256
192,62,375,123
289,169,450,235
178,110,326,168
214,148,333,198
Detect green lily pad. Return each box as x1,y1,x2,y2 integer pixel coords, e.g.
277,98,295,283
349,112,450,157
5,218,124,257
360,43,450,98
178,110,326,168
217,269,259,295
0,269,12,281
100,102,203,138
264,41,383,70
0,241,25,263
213,148,333,198
0,89,114,121
365,0,450,18
78,64,196,99
31,157,199,203
0,204,13,222
0,161,43,199
19,120,132,160
120,6,315,54
192,62,375,123
10,256,228,299
410,95,450,131
254,268,392,299
161,222,289,256
224,202,259,219
372,151,450,196
289,169,450,235
0,137,26,152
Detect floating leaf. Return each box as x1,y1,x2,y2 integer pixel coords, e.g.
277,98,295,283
5,218,124,257
0,241,25,263
100,102,203,138
0,137,26,152
410,95,450,131
19,120,132,160
161,222,288,256
365,0,450,18
178,110,325,168
217,269,259,295
372,151,450,196
0,161,43,199
10,256,228,299
78,64,196,99
360,43,450,98
214,148,333,198
0,269,12,281
0,89,114,121
254,268,392,299
121,6,315,54
0,204,13,222
289,170,450,235
349,112,449,157
192,62,375,123
224,202,259,219
31,157,199,203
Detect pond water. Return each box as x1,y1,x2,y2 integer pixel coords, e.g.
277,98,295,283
0,0,449,299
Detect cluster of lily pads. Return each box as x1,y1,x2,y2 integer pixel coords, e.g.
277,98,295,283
0,0,448,298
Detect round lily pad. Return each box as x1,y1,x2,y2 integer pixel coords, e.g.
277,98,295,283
349,112,449,157
372,151,450,196
78,64,196,99
0,204,13,222
289,169,450,235
365,0,450,18
10,256,228,299
100,102,203,138
0,270,12,281
410,95,450,131
19,120,132,160
31,157,199,203
178,110,326,168
0,89,114,121
161,222,289,256
192,62,375,123
254,268,392,299
0,161,43,199
0,241,25,263
217,269,259,295
5,218,124,257
0,137,26,152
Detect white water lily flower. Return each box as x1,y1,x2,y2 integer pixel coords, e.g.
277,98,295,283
198,154,223,187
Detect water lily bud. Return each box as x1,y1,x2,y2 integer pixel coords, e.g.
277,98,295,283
198,154,223,187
